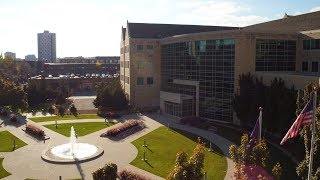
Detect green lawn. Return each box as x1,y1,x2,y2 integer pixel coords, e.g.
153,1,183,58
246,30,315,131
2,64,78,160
0,131,27,152
29,114,104,122
44,122,117,137
210,124,298,180
0,158,11,179
130,126,227,180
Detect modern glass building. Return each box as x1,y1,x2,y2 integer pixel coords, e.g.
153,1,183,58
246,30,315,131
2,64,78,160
161,39,235,122
120,11,320,124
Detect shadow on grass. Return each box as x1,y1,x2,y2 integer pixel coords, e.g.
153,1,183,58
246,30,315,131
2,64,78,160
145,146,153,153
144,160,154,168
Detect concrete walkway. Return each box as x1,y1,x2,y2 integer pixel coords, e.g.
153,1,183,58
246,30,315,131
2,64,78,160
0,114,235,180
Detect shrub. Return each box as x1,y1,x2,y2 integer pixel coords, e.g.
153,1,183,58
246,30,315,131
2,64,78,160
26,124,45,137
100,120,141,137
10,114,17,122
180,116,205,126
92,162,117,180
104,111,121,118
70,104,78,117
167,138,205,180
58,106,65,117
48,106,55,115
119,169,148,180
0,108,8,117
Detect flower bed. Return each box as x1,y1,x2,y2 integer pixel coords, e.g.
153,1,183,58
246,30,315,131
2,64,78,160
25,124,45,138
119,169,149,180
10,114,17,122
100,120,142,137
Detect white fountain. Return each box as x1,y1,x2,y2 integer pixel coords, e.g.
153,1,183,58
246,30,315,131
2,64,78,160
42,126,104,163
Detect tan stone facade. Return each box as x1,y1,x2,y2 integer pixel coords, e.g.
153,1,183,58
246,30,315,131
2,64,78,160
120,27,161,108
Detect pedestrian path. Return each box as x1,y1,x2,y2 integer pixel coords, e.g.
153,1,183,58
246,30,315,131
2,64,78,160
0,114,234,180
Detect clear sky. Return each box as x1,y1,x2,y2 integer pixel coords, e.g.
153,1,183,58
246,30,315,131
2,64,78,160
0,0,319,58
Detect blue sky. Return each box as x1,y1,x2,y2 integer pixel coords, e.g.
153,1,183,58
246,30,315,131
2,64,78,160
0,0,319,58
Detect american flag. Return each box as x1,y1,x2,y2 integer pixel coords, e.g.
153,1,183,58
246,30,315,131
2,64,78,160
280,95,314,145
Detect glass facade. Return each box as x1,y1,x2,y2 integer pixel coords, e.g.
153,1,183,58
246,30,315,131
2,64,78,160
303,39,320,50
161,39,235,122
256,39,296,71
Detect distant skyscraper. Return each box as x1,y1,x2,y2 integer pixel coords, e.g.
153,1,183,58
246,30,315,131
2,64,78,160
25,54,37,61
4,52,16,60
37,30,56,63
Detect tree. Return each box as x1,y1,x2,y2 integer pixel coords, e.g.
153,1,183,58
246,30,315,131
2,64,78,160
167,151,188,180
70,104,78,117
229,134,270,179
56,93,66,105
296,83,320,180
167,138,205,180
94,79,128,110
58,106,65,117
186,138,205,180
0,77,28,112
95,61,102,70
48,106,55,116
233,73,297,135
92,162,117,180
272,162,282,180
233,73,255,125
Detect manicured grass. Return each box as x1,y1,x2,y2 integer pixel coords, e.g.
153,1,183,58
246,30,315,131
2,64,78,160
130,126,227,180
0,158,11,179
211,124,298,180
29,114,104,122
44,122,117,137
0,131,27,152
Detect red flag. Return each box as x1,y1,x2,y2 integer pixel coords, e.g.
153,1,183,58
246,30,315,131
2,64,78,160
280,96,314,145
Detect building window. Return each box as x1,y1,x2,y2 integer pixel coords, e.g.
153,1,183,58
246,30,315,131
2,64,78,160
137,45,143,51
199,41,206,52
312,62,318,72
137,77,144,85
147,77,153,85
302,62,308,72
147,45,154,53
256,39,296,71
303,39,320,50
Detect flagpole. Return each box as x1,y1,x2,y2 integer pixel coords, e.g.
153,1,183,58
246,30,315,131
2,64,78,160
308,90,317,180
259,107,263,141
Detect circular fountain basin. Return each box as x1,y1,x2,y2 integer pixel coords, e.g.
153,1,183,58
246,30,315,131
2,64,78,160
42,143,104,163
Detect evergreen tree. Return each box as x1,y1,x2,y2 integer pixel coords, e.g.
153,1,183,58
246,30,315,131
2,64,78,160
70,104,78,117
48,106,55,116
58,106,65,117
233,73,255,125
94,79,128,110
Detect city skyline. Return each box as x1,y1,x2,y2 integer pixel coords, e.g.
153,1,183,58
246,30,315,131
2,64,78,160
0,0,319,58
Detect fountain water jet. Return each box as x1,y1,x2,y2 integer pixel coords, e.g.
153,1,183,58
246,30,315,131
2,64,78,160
41,126,104,163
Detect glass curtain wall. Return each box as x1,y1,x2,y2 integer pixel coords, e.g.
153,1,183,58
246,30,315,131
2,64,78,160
161,39,235,122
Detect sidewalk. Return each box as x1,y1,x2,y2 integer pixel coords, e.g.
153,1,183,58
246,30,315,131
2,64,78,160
0,113,234,180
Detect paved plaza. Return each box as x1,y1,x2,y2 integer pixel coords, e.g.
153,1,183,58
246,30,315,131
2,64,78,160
0,114,234,180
